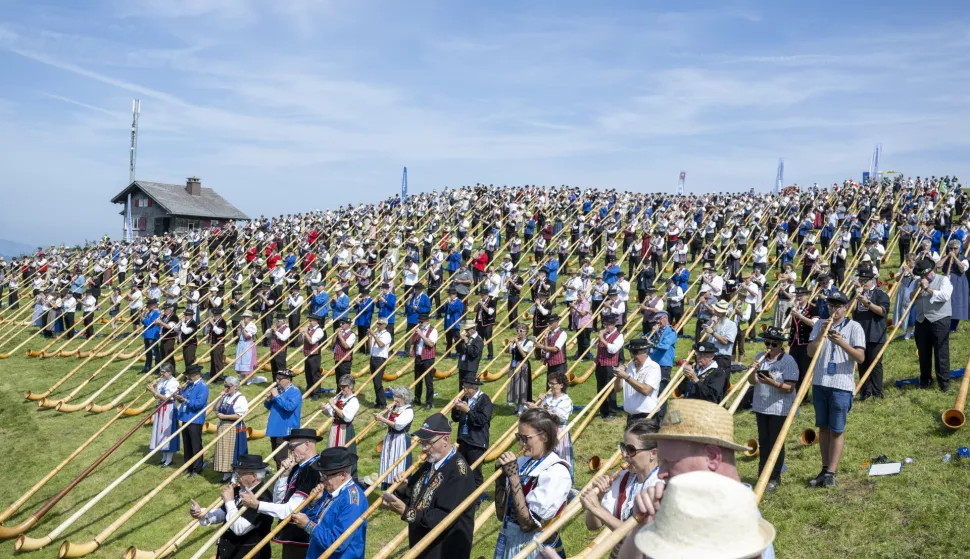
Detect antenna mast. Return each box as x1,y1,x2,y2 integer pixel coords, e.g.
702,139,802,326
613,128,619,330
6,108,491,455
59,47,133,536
129,99,141,184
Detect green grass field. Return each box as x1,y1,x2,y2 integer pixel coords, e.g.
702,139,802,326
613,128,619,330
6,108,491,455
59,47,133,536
2,265,970,559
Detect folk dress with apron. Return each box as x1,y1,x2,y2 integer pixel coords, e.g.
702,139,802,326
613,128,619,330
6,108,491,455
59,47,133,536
507,340,534,406
214,392,249,473
328,394,359,470
150,377,181,453
538,393,574,478
494,453,571,559
379,405,414,489
234,323,259,374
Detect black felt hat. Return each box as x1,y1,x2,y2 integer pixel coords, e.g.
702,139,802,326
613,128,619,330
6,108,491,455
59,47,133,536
282,427,324,442
311,447,358,473
233,454,270,471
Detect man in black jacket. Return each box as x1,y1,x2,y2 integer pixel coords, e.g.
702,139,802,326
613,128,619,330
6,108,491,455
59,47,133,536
853,268,890,399
189,454,274,559
381,413,476,559
456,319,483,387
475,285,497,360
677,341,730,404
451,377,493,487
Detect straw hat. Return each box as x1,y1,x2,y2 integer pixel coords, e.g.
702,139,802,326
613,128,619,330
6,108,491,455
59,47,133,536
712,300,731,314
634,470,775,559
461,319,477,330
643,399,751,452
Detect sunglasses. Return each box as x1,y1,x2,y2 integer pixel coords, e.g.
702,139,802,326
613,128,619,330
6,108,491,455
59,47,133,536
286,441,307,451
764,341,782,348
619,442,651,457
516,433,542,444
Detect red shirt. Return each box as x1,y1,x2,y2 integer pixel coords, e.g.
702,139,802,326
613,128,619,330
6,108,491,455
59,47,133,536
472,253,489,273
267,254,281,270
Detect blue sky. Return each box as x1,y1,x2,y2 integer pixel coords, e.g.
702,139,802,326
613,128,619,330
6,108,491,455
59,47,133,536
1,0,968,246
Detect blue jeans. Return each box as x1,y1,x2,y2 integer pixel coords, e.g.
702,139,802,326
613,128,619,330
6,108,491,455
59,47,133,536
812,385,853,433
143,337,159,371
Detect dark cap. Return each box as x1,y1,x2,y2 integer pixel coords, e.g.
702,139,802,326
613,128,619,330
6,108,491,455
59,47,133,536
913,258,935,277
274,369,296,378
308,313,324,323
762,327,789,342
693,341,718,354
626,338,651,354
418,313,431,322
185,364,204,376
462,377,484,387
414,413,452,440
210,307,224,315
826,291,850,305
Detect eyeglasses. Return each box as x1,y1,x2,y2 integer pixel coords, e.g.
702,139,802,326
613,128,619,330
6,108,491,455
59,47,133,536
418,435,443,448
516,433,542,444
619,442,651,457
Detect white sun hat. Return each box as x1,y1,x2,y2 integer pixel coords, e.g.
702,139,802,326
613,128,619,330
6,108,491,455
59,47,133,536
634,470,775,559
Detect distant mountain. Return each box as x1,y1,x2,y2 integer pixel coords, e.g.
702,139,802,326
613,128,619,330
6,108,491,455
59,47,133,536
0,238,34,259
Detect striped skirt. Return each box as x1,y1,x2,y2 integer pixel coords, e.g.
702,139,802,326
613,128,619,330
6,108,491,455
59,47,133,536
507,360,532,405
379,430,412,489
329,422,357,456
213,421,248,473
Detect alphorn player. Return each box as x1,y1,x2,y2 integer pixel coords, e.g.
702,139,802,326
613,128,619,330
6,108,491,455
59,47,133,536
380,413,476,559
614,399,776,559
178,307,199,368
147,361,180,468
581,420,661,535
291,447,368,559
594,315,624,421
189,454,274,559
301,313,325,400
851,268,889,400
175,364,210,478
614,337,662,427
322,374,360,479
451,376,494,488
806,291,865,489
207,306,228,379
912,257,954,391
411,312,438,410
493,408,571,559
677,341,730,404
239,428,323,559
264,369,303,468
748,327,799,493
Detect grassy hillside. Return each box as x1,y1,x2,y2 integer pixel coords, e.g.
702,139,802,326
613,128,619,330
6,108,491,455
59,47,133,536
1,260,969,559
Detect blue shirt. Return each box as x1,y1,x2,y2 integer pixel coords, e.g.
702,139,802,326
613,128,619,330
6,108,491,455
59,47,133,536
71,275,86,296
673,269,690,293
377,292,397,324
310,291,330,316
305,480,368,559
648,326,677,367
176,380,209,425
142,309,161,339
284,254,297,272
405,293,432,325
354,297,374,328
545,259,559,283
263,384,302,437
603,265,621,286
444,298,465,331
446,251,462,272
331,293,351,321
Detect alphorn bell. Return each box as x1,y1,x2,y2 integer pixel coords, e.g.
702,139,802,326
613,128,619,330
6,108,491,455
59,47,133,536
942,352,970,430
745,439,759,457
800,428,817,445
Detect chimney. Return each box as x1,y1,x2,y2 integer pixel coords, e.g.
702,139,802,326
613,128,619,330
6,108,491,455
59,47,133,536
186,177,201,196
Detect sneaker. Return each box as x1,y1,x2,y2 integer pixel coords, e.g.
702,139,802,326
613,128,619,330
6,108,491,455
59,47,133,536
807,469,828,488
766,480,779,493
821,473,837,488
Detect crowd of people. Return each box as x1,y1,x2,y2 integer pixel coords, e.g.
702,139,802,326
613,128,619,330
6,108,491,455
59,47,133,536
2,174,967,558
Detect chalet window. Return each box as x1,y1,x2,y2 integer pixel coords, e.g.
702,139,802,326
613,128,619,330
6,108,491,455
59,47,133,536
133,198,153,208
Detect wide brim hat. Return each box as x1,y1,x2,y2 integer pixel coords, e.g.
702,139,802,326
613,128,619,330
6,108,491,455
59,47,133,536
308,313,324,323
856,268,876,279
642,399,751,453
461,319,477,330
418,313,431,322
634,470,775,559
311,447,358,473
712,300,731,314
146,298,159,306
282,427,324,442
913,258,935,276
414,413,452,440
233,454,270,471
241,310,254,318
461,376,484,386
627,337,651,353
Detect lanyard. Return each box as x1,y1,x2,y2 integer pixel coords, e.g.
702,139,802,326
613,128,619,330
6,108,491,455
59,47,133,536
423,448,456,489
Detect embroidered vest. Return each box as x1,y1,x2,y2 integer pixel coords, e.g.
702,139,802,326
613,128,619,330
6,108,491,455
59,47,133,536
596,329,621,366
413,326,436,360
333,330,353,363
544,329,565,365
304,325,322,356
